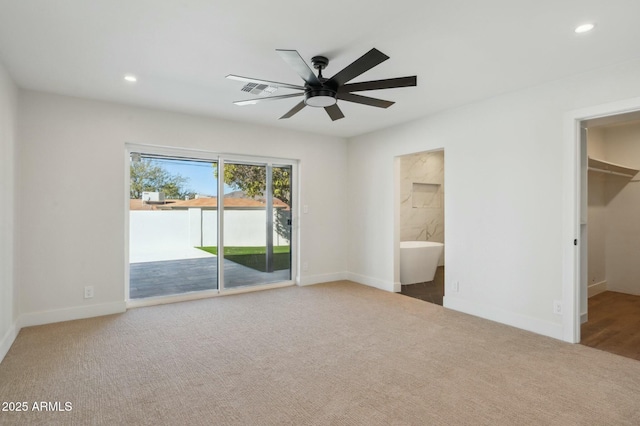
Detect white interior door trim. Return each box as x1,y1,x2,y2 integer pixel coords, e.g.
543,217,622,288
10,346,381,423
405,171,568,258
563,96,640,343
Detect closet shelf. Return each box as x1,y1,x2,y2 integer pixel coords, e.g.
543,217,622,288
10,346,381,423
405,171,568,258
588,157,639,178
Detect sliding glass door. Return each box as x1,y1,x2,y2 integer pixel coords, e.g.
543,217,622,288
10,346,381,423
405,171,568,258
128,155,219,299
221,161,292,289
127,147,295,300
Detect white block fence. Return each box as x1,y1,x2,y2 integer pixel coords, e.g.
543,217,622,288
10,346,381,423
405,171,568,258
130,208,290,255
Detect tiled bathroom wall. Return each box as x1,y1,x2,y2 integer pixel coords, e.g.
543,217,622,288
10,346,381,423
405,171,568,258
400,150,444,245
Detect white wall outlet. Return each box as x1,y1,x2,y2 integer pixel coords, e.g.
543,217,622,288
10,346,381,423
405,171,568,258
303,204,309,214
302,262,309,271
84,286,94,299
553,300,562,315
452,281,459,293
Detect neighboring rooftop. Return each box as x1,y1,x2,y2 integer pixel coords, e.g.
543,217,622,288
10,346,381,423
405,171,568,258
130,196,289,211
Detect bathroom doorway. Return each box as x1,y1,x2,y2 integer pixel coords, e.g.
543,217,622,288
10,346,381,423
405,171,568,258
396,149,445,305
578,111,640,360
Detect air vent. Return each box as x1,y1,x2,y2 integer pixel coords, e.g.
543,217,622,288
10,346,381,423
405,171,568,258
241,82,278,96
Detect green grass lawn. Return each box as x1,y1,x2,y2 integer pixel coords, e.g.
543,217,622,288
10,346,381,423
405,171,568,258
196,246,290,272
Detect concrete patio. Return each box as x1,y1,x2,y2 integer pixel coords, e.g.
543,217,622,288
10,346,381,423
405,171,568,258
130,256,290,299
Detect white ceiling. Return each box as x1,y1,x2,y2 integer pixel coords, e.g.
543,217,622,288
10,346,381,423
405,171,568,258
1,0,640,138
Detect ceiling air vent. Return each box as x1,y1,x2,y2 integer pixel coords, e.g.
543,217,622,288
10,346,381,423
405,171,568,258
241,82,278,96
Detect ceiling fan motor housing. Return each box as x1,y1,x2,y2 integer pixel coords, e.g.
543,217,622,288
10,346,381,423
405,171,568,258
304,55,337,107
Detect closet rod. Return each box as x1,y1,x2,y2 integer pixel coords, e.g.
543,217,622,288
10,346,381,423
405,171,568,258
588,167,635,178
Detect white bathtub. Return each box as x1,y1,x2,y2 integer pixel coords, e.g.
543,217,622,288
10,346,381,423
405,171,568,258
400,241,444,285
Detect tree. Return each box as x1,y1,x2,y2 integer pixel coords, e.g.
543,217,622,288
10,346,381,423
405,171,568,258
215,164,291,206
214,164,292,247
130,158,194,199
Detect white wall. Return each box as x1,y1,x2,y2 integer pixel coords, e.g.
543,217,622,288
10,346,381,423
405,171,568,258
17,91,348,325
601,121,640,295
347,58,640,340
0,59,18,361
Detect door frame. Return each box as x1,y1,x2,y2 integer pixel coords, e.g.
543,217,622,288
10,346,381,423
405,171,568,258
124,143,298,307
563,96,640,343
393,148,446,294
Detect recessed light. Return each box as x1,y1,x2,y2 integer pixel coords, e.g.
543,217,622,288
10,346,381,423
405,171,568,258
124,74,137,83
575,23,595,34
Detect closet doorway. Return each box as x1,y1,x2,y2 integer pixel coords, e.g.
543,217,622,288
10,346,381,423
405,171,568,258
579,111,640,360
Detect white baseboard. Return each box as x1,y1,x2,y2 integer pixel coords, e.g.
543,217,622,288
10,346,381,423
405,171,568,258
19,301,127,328
443,295,564,341
0,321,19,364
394,281,402,293
346,272,395,292
298,271,349,286
588,280,607,298
581,312,588,324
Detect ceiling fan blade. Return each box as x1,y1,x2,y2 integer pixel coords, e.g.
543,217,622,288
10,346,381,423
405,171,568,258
339,76,417,93
280,100,306,119
337,92,395,108
226,75,304,91
234,93,304,106
325,104,345,121
327,48,389,87
276,49,321,86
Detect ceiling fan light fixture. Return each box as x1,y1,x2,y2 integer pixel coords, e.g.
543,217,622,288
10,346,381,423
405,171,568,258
304,89,337,107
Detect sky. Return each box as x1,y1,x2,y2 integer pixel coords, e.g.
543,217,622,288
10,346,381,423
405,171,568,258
149,157,236,196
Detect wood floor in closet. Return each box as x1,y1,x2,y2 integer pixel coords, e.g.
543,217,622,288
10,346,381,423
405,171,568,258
581,291,640,361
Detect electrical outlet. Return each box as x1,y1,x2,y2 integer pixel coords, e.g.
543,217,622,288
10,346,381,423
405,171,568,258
452,281,459,293
553,300,562,315
302,262,309,271
84,286,94,299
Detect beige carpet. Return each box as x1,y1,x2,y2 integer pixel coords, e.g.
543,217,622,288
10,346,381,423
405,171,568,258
1,281,639,425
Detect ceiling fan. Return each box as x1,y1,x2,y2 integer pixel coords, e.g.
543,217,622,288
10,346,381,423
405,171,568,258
226,48,417,121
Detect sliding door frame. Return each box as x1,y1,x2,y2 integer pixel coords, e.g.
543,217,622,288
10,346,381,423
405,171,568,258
125,143,298,307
